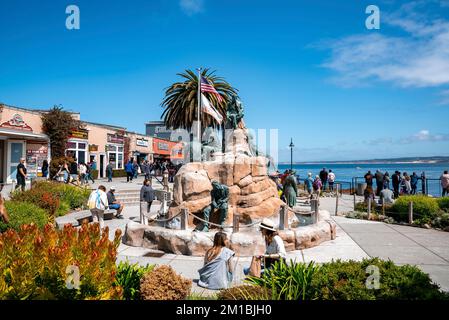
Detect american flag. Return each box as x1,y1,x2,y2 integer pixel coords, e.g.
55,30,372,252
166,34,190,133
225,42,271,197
201,76,223,102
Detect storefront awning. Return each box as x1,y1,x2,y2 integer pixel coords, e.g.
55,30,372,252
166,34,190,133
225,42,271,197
0,128,49,141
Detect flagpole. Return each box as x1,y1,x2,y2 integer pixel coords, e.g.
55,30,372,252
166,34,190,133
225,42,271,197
197,67,202,150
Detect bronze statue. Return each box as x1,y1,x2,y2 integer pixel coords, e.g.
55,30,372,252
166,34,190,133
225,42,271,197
196,181,229,232
225,94,245,129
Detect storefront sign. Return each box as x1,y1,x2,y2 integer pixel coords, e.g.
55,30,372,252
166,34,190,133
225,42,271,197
89,144,98,152
158,142,169,151
107,133,125,144
136,138,149,147
69,128,89,140
0,114,32,131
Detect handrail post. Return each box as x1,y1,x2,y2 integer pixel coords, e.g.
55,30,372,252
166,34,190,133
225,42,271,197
310,198,319,223
408,201,413,224
181,208,188,230
367,197,372,220
353,192,356,211
335,183,339,216
279,205,288,230
233,214,240,233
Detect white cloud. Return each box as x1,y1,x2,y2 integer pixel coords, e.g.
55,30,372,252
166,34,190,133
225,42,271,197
179,0,204,15
320,1,449,100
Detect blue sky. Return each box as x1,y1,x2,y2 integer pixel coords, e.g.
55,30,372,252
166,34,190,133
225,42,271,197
1,0,448,162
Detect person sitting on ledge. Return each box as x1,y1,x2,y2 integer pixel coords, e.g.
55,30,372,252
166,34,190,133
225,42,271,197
198,232,235,290
244,218,286,276
107,186,124,219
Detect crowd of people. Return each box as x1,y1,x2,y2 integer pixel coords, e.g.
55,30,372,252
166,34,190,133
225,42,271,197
121,159,182,183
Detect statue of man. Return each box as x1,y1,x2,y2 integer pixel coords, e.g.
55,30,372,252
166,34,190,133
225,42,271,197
226,94,245,129
196,180,229,232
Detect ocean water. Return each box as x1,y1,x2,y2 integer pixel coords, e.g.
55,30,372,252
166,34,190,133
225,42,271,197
277,163,449,197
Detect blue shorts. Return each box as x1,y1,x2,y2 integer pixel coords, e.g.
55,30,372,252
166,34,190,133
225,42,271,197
109,204,120,210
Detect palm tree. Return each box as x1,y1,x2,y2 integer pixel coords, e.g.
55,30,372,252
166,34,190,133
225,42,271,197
161,68,238,132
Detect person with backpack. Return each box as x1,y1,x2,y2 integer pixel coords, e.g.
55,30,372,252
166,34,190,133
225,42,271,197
88,185,109,229
304,173,314,200
313,175,322,198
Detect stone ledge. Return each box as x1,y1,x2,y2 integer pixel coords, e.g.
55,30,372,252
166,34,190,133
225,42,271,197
122,210,336,256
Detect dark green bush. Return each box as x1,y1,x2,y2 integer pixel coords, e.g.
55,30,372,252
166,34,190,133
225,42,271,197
312,258,448,300
112,169,127,178
437,197,449,212
0,201,49,232
391,195,440,222
234,258,448,300
114,261,154,300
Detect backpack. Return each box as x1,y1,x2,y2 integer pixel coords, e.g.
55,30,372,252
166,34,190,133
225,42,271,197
88,190,105,210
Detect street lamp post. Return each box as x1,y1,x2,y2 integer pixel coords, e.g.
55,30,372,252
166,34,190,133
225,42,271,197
289,138,294,171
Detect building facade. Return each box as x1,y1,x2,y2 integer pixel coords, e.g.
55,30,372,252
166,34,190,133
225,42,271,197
0,104,51,183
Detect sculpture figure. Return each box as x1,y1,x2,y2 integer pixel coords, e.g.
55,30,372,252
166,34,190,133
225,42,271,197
202,131,221,161
196,181,229,232
225,94,245,129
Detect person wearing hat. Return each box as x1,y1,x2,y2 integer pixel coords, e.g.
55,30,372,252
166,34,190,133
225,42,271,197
107,186,124,218
244,218,287,275
283,170,298,208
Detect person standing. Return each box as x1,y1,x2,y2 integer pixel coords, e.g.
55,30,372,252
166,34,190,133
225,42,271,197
79,162,87,185
383,172,390,190
392,171,401,198
441,170,449,197
143,160,151,180
125,160,134,183
304,173,314,200
283,171,298,208
85,162,95,184
319,168,328,192
88,185,109,230
15,158,27,192
410,172,419,195
198,232,235,290
421,171,427,195
374,170,384,196
364,171,374,188
328,169,336,192
133,160,140,179
140,179,155,224
69,158,79,185
41,159,49,179
106,161,113,182
312,175,322,198
402,172,411,195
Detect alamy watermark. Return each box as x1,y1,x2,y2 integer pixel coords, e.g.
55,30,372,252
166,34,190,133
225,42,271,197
366,265,380,289
365,5,380,30
65,265,80,290
66,5,80,30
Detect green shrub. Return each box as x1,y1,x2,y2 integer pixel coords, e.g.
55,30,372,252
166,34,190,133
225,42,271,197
10,181,90,217
245,260,319,300
391,195,440,222
112,169,127,178
234,258,448,301
218,285,273,300
114,261,154,300
311,258,447,300
0,201,49,232
437,197,449,212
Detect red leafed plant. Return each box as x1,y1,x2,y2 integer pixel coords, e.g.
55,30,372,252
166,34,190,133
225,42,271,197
0,222,123,300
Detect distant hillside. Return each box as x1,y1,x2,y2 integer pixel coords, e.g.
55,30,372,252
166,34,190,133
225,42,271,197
280,156,449,165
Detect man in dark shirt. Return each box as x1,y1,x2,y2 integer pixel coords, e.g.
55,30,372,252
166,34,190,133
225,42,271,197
392,171,401,199
364,171,373,187
107,186,124,218
374,170,384,196
68,158,79,184
16,157,27,191
319,168,328,192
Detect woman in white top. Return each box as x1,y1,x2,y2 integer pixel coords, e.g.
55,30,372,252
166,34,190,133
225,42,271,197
244,218,287,275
